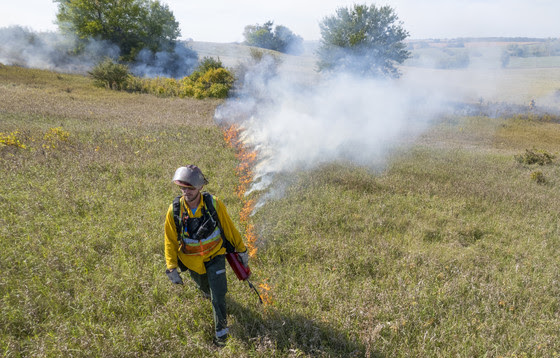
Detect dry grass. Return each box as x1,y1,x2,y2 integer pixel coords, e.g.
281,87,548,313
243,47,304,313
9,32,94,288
0,64,222,127
2,64,560,357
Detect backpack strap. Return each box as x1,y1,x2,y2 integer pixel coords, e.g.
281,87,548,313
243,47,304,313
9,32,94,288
172,195,182,244
202,192,235,253
172,195,189,272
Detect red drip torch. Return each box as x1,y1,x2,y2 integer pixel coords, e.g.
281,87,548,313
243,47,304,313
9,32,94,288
226,252,263,304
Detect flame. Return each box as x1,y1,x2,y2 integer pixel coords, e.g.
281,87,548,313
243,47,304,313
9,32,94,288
222,123,274,306
244,223,258,258
240,199,258,257
223,124,258,199
259,282,271,291
223,123,240,147
222,125,259,256
258,282,274,306
236,151,257,199
239,199,255,223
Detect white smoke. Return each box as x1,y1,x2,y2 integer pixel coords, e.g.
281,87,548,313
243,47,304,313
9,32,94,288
0,26,119,73
216,41,560,206
215,56,456,206
128,42,199,78
0,26,198,77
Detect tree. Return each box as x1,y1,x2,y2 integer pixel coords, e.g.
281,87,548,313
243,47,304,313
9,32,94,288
54,0,180,60
273,25,304,54
244,21,275,50
243,21,303,55
317,4,410,78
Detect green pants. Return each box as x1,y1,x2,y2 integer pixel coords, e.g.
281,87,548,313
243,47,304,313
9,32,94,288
187,254,228,338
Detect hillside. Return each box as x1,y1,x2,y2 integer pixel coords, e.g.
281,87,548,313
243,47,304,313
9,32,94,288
1,57,560,357
189,40,321,84
188,39,560,108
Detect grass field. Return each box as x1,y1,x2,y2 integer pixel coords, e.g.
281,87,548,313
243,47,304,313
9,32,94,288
1,56,560,357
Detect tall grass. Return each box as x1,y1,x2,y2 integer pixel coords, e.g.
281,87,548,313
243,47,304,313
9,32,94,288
1,65,560,357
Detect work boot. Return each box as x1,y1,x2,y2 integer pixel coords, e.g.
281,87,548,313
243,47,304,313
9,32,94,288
213,333,229,347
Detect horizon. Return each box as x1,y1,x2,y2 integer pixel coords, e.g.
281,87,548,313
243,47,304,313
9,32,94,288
1,0,559,43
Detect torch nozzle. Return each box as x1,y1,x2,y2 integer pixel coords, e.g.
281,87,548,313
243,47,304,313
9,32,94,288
247,279,263,304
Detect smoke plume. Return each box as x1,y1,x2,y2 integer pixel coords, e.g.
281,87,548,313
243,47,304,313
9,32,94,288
0,26,197,77
215,43,560,208
0,26,118,73
214,55,457,206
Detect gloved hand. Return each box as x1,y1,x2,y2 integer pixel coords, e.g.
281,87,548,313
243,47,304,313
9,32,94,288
166,268,183,284
238,250,249,268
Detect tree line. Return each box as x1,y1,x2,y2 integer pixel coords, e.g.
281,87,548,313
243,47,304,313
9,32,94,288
505,40,560,58
54,0,410,80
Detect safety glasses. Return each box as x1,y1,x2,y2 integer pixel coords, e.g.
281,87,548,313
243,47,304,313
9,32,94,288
179,185,197,191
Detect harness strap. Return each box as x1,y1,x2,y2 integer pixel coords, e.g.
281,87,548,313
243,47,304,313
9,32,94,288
172,193,235,253
202,192,235,253
172,195,182,245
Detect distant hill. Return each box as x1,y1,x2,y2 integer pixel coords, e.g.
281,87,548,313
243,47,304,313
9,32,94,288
188,40,321,83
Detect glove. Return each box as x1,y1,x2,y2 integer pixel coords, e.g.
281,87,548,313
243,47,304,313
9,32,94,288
238,250,249,268
166,268,183,285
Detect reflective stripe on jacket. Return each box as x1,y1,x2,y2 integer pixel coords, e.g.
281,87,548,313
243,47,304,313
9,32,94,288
164,194,247,274
180,226,223,256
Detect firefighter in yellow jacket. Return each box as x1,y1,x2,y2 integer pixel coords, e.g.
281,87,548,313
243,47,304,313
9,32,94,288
164,165,248,346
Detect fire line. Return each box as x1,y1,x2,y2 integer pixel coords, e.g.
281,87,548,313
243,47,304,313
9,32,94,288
222,124,272,306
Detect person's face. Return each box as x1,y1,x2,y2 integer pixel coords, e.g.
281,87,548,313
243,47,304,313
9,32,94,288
179,185,200,203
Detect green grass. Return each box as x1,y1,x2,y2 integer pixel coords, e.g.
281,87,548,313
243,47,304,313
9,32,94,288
2,65,560,357
253,118,560,356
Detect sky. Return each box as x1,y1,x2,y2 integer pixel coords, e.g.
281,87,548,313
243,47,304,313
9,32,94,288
1,0,558,43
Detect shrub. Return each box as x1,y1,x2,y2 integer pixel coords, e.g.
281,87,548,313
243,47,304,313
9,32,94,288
190,57,224,80
200,68,235,98
514,148,555,165
249,48,265,62
42,127,70,149
0,130,27,149
89,58,131,90
179,67,234,99
530,171,546,184
201,56,224,70
103,56,234,99
208,83,230,98
123,76,144,92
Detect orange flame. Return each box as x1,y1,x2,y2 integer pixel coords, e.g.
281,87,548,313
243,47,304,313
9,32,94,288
258,282,274,306
244,223,258,257
223,124,240,147
239,199,255,223
222,123,274,306
222,125,259,256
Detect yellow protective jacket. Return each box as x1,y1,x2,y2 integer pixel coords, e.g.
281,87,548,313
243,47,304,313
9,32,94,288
164,193,246,274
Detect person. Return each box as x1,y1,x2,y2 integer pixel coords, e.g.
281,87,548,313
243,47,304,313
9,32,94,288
163,165,249,346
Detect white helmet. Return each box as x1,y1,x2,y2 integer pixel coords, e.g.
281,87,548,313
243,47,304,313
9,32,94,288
172,165,208,188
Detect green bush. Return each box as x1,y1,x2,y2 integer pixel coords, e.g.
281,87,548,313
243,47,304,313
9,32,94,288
115,56,234,99
88,58,131,90
0,130,27,149
208,83,230,98
514,148,555,165
189,56,224,81
181,66,235,99
530,170,546,184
